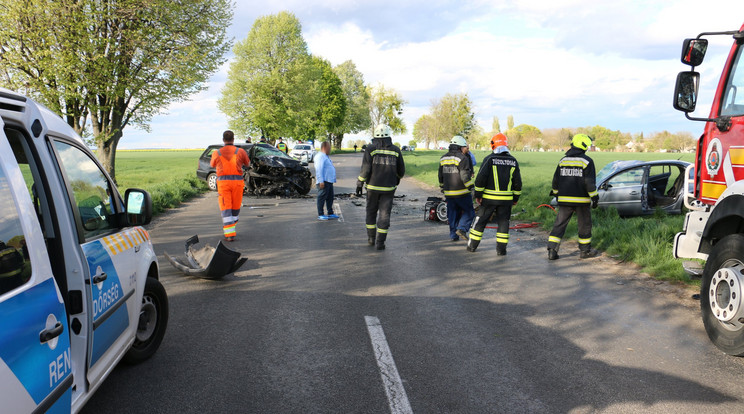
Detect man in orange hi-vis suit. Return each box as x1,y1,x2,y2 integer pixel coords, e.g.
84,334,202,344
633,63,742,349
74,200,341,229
210,130,250,241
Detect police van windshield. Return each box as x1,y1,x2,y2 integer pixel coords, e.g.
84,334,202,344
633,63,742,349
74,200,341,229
721,45,744,117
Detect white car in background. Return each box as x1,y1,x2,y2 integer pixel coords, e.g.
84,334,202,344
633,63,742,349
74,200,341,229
289,143,316,165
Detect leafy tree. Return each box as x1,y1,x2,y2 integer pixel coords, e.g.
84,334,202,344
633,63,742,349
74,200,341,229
507,115,515,130
302,56,346,143
408,139,417,147
413,114,436,149
492,116,501,133
0,0,232,181
506,124,542,151
219,11,310,141
368,84,407,136
330,60,371,149
416,92,475,147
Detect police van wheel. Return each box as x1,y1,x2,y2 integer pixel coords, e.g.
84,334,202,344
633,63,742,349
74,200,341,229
123,277,169,364
701,234,744,356
207,173,218,191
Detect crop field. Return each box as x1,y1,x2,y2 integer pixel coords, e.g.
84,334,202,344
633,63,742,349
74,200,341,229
115,150,208,214
403,149,697,283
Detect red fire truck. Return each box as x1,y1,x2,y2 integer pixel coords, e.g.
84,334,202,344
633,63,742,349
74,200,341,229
673,23,744,355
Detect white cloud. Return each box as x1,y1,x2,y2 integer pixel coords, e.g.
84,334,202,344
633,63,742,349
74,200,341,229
122,1,744,148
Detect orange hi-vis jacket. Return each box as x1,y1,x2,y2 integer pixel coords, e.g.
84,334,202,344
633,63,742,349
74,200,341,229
210,145,250,179
210,145,250,238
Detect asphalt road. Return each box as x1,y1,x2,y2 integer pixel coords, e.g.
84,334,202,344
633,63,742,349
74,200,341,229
83,152,744,413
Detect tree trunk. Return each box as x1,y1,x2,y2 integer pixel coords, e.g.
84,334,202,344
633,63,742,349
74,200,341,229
331,132,344,149
97,130,121,184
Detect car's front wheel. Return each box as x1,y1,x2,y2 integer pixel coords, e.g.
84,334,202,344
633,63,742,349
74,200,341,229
123,277,169,364
701,234,744,355
207,173,218,191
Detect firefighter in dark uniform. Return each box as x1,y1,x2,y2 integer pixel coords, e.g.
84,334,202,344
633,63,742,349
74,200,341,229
439,135,475,241
356,124,406,250
547,133,599,260
467,133,522,255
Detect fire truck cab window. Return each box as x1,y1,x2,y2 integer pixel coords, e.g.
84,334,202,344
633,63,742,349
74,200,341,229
721,46,744,117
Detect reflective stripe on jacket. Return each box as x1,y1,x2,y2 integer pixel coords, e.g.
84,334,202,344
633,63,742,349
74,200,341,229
474,151,522,204
438,146,473,198
357,137,405,192
551,147,597,205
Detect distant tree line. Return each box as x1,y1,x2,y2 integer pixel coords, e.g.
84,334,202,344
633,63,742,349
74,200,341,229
415,108,696,153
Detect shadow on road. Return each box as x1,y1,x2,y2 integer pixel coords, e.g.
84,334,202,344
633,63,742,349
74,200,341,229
82,286,737,413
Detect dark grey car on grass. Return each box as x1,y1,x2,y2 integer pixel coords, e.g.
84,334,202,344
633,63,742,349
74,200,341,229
551,159,691,216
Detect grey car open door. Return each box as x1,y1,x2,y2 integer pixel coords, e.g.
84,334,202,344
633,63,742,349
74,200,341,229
599,166,647,216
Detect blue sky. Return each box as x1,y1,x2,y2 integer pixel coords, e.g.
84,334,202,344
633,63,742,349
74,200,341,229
121,0,744,148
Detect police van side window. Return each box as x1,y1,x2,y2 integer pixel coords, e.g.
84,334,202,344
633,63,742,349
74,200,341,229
52,140,117,240
0,165,32,295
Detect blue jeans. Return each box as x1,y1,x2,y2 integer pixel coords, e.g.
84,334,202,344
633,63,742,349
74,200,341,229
317,182,334,215
446,194,475,239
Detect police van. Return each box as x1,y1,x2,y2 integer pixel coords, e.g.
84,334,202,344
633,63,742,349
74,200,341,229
0,89,168,412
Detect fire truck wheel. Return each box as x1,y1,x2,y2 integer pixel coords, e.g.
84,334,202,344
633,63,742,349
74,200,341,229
701,234,744,356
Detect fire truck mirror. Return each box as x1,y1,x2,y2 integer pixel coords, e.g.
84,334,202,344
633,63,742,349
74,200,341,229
681,38,708,67
673,71,700,113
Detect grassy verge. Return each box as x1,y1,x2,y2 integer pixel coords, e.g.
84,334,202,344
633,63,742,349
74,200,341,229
115,150,209,214
402,150,696,283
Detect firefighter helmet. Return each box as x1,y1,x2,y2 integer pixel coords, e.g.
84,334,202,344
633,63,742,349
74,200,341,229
571,134,592,150
491,133,508,150
374,124,393,138
450,135,468,147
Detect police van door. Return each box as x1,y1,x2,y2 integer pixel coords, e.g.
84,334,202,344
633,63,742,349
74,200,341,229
0,130,72,413
50,139,137,386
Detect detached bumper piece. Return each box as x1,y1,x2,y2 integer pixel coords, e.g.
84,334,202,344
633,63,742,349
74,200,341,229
165,235,246,279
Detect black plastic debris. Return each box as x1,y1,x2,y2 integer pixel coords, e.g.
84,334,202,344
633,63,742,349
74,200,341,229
165,235,246,279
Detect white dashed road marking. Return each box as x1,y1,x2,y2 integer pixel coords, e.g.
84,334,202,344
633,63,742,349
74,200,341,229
365,316,413,414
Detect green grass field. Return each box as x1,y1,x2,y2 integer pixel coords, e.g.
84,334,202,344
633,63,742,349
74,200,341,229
115,150,208,214
403,149,696,283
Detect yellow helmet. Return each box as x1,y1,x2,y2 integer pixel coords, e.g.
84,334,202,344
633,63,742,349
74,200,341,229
571,134,592,151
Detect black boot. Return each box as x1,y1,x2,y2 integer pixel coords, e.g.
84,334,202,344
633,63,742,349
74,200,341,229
496,243,507,256
548,248,559,260
367,228,376,246
467,238,480,252
376,232,387,250
579,246,599,259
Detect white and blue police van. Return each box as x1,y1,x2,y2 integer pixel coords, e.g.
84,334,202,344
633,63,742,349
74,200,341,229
0,88,168,413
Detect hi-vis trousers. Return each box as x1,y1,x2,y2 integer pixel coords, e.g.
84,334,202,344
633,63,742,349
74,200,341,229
366,190,394,244
548,204,592,252
217,179,244,238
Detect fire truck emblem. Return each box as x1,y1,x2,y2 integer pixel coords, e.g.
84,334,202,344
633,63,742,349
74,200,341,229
706,138,722,177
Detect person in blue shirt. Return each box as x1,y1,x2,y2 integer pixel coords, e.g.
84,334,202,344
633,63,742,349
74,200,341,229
314,141,338,220
463,143,477,168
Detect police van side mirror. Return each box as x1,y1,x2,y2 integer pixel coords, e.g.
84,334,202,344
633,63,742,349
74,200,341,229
125,188,152,226
681,38,708,66
673,71,700,113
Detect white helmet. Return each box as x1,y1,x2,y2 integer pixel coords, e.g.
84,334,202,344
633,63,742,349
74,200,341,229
374,124,393,138
450,135,467,147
